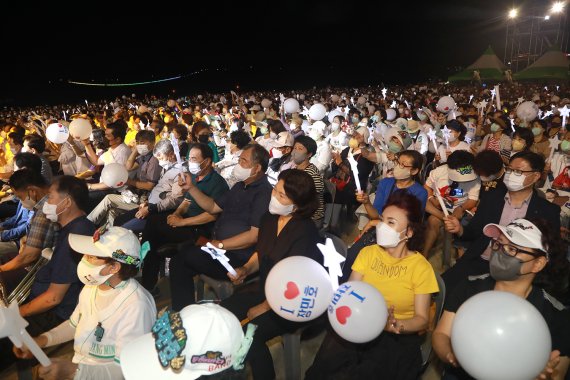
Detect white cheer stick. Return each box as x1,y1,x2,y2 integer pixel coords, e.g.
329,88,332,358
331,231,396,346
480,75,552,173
427,128,438,153
201,243,237,276
548,135,561,162
347,153,361,192
169,134,185,184
432,184,450,217
317,238,345,291
0,302,51,366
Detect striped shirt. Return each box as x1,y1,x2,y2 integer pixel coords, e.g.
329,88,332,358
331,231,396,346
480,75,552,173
303,163,325,221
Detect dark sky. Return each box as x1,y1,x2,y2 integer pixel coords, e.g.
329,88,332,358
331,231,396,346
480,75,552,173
1,0,519,105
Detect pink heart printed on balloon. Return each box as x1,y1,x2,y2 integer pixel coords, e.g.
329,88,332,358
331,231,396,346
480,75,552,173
284,281,300,300
336,306,352,325
116,182,124,187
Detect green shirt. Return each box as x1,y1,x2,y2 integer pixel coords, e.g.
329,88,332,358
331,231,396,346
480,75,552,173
183,170,229,218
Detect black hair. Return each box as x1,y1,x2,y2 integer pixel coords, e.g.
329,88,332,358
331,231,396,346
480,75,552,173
447,150,474,170
230,130,251,150
513,127,534,150
267,119,286,134
9,125,26,137
107,121,127,142
192,121,210,141
510,151,545,173
14,152,42,174
102,257,139,280
92,128,109,151
135,130,156,143
173,124,189,141
243,143,270,172
383,190,425,252
473,150,503,177
9,168,47,190
8,132,23,146
23,134,46,153
529,218,570,303
278,169,318,219
294,135,317,157
52,175,90,212
189,142,214,161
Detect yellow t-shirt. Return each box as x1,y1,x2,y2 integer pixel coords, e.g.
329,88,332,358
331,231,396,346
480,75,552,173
124,129,137,147
352,245,439,319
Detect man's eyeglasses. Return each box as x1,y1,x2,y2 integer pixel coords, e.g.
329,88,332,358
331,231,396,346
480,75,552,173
504,165,538,176
490,239,544,258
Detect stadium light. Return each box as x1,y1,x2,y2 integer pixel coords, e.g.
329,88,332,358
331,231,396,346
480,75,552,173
508,8,518,19
551,2,565,14
545,15,551,20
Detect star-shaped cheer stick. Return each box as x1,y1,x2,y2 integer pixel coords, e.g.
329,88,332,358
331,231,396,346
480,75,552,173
381,88,387,99
0,301,51,366
432,184,450,217
390,100,397,108
347,153,362,193
559,105,570,129
517,97,525,105
468,94,473,104
427,128,438,153
442,125,451,149
542,110,554,120
548,135,561,161
317,238,346,290
201,243,237,276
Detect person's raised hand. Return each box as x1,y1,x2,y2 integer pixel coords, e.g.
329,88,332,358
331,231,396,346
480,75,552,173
355,191,369,204
444,215,461,234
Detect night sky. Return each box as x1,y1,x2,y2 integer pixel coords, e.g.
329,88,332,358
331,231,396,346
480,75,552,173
0,1,534,105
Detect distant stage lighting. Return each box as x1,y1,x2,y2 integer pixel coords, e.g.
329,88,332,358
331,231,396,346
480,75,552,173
551,2,565,14
545,15,551,20
508,8,518,19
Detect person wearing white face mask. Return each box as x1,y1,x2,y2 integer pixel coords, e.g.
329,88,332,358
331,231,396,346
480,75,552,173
0,169,59,276
223,169,322,380
443,151,561,293
217,130,252,188
267,131,295,186
307,191,438,380
435,120,471,164
140,143,229,293
111,139,184,234
14,227,155,380
88,131,162,227
0,176,95,373
170,144,272,311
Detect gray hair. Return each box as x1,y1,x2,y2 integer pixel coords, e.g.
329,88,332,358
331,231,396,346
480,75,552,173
153,139,174,156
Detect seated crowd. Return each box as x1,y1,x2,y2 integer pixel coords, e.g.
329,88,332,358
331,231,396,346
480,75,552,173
0,82,568,379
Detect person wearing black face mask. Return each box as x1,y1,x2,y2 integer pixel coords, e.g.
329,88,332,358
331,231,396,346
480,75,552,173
433,218,570,380
443,151,560,293
192,122,219,163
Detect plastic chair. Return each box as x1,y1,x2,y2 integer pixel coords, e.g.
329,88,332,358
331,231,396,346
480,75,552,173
420,272,447,372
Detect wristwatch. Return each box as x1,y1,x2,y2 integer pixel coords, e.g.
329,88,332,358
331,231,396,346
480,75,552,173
217,241,224,249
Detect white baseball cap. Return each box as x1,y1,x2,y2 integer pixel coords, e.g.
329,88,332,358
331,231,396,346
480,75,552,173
69,226,143,267
273,131,295,147
448,164,477,182
120,303,254,380
483,219,548,254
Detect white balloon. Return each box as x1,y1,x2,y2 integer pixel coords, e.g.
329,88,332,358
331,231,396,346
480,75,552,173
436,96,456,114
451,291,551,380
167,99,176,108
284,98,300,114
69,118,92,140
100,163,129,189
308,104,326,121
385,109,397,121
327,281,387,343
516,101,539,122
46,123,69,144
261,98,272,108
265,256,333,322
